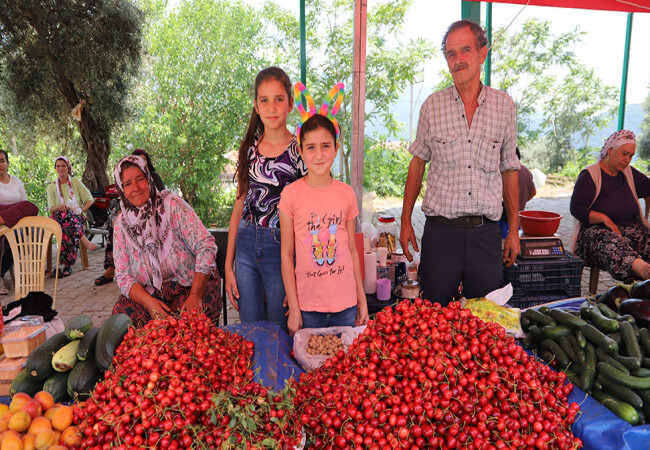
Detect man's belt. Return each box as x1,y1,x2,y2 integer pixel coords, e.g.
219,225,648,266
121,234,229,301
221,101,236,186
428,215,493,228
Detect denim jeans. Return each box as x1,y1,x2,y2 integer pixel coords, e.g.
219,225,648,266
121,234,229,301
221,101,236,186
234,219,287,328
301,305,357,329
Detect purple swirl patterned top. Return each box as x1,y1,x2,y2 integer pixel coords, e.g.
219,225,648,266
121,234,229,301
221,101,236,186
241,137,307,228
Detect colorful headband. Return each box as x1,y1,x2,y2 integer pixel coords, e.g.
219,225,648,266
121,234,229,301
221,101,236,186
294,82,345,145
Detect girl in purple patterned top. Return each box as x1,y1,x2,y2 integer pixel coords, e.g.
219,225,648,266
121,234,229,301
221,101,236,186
224,67,307,329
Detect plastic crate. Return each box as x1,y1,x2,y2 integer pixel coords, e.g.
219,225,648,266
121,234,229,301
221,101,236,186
503,255,584,309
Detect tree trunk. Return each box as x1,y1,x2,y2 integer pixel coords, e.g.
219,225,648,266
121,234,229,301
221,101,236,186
78,111,110,191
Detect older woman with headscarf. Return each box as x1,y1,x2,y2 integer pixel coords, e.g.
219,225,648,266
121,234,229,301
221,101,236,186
111,155,221,327
570,130,650,282
46,156,96,277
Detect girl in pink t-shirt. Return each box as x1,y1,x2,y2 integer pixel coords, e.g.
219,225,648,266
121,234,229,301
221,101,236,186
279,114,368,335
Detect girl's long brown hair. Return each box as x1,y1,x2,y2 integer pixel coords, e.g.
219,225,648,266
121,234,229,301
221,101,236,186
234,67,293,198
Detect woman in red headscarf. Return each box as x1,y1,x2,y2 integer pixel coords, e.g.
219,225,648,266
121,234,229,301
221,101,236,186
46,156,96,277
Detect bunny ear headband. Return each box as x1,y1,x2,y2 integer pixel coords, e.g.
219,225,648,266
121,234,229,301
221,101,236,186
294,82,345,145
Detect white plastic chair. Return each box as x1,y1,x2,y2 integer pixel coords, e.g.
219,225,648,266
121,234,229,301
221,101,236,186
0,216,61,308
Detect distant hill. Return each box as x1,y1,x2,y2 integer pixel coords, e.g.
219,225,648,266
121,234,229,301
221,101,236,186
366,87,644,145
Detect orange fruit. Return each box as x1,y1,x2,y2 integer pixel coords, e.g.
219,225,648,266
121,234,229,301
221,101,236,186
8,411,31,433
9,394,31,413
43,408,57,422
60,426,81,446
27,417,51,436
1,431,23,450
34,429,56,450
21,434,36,450
50,406,72,432
32,393,54,413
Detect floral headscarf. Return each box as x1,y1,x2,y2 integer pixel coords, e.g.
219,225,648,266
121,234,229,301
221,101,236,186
114,155,173,290
598,130,636,162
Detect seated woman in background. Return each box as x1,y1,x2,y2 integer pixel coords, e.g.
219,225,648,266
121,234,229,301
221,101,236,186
46,156,97,277
112,155,221,327
0,149,39,294
570,130,650,282
95,148,165,286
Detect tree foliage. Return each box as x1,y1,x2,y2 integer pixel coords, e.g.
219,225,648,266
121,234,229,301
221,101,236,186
638,87,650,161
263,0,435,182
120,0,265,224
0,0,143,189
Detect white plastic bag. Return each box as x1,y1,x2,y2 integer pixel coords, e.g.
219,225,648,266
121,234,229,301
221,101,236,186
293,326,353,372
341,325,367,347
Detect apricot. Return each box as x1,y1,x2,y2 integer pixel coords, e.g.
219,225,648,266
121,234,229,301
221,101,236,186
21,434,35,450
0,406,8,417
32,393,53,414
42,408,57,422
34,429,56,450
59,426,81,446
18,402,41,421
50,407,71,432
9,394,31,413
27,417,51,436
1,431,23,450
8,411,31,433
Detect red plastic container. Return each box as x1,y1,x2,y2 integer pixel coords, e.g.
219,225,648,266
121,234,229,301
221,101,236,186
519,210,562,236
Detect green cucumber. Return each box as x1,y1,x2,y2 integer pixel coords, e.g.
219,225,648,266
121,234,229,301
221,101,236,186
522,334,537,350
597,373,644,408
632,368,650,378
567,334,585,365
637,408,646,425
580,301,593,319
25,332,69,380
528,325,543,343
541,325,573,341
65,314,93,340
588,306,620,333
597,303,621,320
95,314,133,370
77,327,99,361
598,362,650,390
581,343,597,392
591,390,639,425
549,309,588,329
10,369,44,397
620,321,642,359
639,328,650,357
520,315,531,332
582,324,619,354
52,340,81,372
541,339,570,368
560,336,581,366
608,332,623,346
575,330,587,348
523,309,555,327
68,358,103,401
540,350,555,365
538,306,551,315
596,347,630,374
43,371,70,403
567,371,582,388
609,352,642,371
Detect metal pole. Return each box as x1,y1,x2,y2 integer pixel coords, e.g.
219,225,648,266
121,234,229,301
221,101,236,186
351,0,367,228
485,2,492,86
618,13,633,131
300,0,306,85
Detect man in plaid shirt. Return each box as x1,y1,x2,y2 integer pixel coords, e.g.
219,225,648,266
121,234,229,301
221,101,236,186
400,20,520,305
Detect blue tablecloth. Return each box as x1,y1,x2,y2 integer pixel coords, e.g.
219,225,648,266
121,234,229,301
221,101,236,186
533,298,650,449
225,321,304,392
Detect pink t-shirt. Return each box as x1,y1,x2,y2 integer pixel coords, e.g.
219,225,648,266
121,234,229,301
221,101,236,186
279,178,359,313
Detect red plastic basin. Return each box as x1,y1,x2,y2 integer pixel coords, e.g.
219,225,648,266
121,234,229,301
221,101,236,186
519,210,562,236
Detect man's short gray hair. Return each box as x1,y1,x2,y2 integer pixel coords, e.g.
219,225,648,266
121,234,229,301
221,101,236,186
442,20,488,57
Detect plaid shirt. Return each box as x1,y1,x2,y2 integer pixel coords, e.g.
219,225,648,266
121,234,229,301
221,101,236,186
410,84,519,221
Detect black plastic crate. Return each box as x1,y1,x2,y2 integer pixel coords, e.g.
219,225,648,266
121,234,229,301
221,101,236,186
503,255,584,309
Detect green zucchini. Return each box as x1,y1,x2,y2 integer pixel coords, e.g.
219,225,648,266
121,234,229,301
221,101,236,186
541,325,573,341
68,358,103,401
10,369,44,397
77,327,99,361
541,339,570,368
523,309,555,327
598,362,650,390
639,328,650,357
549,309,588,329
620,321,642,359
52,340,81,372
597,374,644,409
582,324,619,354
43,371,70,403
591,390,639,425
596,347,630,374
581,343,597,392
65,314,93,340
95,314,133,370
588,306,620,333
25,332,69,380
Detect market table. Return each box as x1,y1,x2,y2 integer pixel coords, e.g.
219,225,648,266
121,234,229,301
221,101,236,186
528,298,650,450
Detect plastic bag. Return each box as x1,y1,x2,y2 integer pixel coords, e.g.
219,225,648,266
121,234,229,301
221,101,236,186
293,326,353,371
341,325,367,347
460,284,525,338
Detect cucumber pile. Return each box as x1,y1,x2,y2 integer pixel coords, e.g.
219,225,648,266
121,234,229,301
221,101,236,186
521,301,650,425
11,313,132,402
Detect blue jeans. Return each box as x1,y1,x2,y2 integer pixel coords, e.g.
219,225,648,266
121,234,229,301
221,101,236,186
234,219,287,328
301,305,357,329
